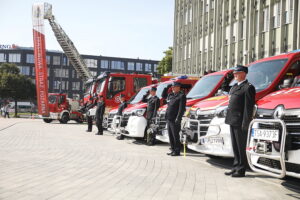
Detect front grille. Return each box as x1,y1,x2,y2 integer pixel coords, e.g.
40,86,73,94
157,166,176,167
107,113,116,128
189,114,214,136
257,157,300,174
256,111,300,150
157,113,166,130
121,113,131,127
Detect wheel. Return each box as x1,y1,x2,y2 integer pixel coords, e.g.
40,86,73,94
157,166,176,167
43,119,53,123
59,113,69,124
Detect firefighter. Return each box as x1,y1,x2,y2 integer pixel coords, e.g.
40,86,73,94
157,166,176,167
224,65,256,177
116,94,127,140
86,96,98,132
95,96,105,135
165,82,186,156
142,87,160,145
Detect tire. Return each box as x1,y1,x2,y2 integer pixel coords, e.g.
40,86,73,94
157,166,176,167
43,119,53,123
59,113,69,124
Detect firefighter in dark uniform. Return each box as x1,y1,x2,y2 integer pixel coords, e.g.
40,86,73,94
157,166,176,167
142,87,160,145
225,65,256,177
116,94,128,140
95,96,105,135
165,82,186,156
86,96,98,132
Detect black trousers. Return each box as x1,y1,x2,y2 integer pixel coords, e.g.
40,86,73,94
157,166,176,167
96,118,103,134
4,112,9,118
87,116,93,131
167,120,181,153
230,125,247,174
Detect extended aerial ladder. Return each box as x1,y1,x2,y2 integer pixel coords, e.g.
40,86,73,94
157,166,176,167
32,2,92,116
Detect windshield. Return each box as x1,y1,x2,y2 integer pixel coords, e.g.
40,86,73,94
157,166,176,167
95,79,105,94
84,83,93,95
246,59,288,92
187,75,223,99
130,87,150,104
156,82,171,99
48,95,57,104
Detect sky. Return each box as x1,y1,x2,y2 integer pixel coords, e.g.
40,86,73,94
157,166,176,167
0,0,174,61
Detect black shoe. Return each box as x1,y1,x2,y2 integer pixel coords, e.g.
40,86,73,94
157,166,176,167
167,152,174,155
86,130,92,132
171,152,180,156
96,132,103,135
224,170,235,176
231,172,245,177
116,135,124,140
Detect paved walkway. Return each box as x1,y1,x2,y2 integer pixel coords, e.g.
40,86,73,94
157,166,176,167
0,118,299,200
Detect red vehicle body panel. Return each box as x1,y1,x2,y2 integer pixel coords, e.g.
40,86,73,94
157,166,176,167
257,87,300,110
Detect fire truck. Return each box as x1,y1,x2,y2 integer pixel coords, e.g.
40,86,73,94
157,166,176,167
185,49,300,157
32,2,155,123
108,76,198,138
86,72,155,118
246,81,300,179
42,93,84,123
155,70,234,143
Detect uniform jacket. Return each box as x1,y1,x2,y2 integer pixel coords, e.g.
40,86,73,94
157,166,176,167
225,80,256,128
142,95,160,120
117,101,127,115
95,101,105,121
165,91,186,121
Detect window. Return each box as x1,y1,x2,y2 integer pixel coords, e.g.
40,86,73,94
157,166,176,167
84,58,97,68
128,62,135,71
90,71,97,76
18,66,30,75
134,77,148,93
9,53,21,63
273,2,280,28
185,9,188,25
154,64,158,72
189,7,192,23
145,63,152,72
63,57,68,66
111,61,125,70
72,82,80,90
53,56,60,65
61,81,69,90
263,7,269,32
72,70,80,79
26,54,34,63
184,44,187,60
54,69,69,78
46,55,51,64
188,42,191,58
32,67,35,76
0,53,6,62
53,81,60,90
136,63,143,71
107,77,126,99
100,60,109,69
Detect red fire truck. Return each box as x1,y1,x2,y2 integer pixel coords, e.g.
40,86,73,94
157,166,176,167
42,93,84,123
185,49,300,157
246,79,300,179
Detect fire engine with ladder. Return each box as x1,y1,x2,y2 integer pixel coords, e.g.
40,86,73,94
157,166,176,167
32,2,155,124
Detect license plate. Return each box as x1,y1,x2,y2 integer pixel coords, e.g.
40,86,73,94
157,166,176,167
206,136,223,144
252,129,279,142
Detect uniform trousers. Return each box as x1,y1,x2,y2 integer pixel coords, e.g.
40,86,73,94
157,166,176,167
167,120,181,153
230,125,247,174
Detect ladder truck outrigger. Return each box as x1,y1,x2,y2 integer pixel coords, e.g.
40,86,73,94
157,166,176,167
32,2,155,124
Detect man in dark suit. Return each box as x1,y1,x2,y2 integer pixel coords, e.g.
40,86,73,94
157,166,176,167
116,94,127,140
86,96,98,132
95,96,105,135
142,87,160,145
225,65,256,177
165,82,186,156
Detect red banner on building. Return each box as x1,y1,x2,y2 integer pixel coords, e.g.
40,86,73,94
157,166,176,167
32,3,49,116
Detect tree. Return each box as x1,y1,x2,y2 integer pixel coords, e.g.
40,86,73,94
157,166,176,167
157,47,173,75
0,63,36,117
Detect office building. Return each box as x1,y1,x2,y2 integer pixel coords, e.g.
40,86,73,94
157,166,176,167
173,0,300,75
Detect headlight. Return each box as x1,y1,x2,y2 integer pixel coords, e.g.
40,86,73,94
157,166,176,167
132,109,146,117
215,106,228,118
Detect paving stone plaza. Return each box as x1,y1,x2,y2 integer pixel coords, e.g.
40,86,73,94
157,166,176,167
0,119,299,200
